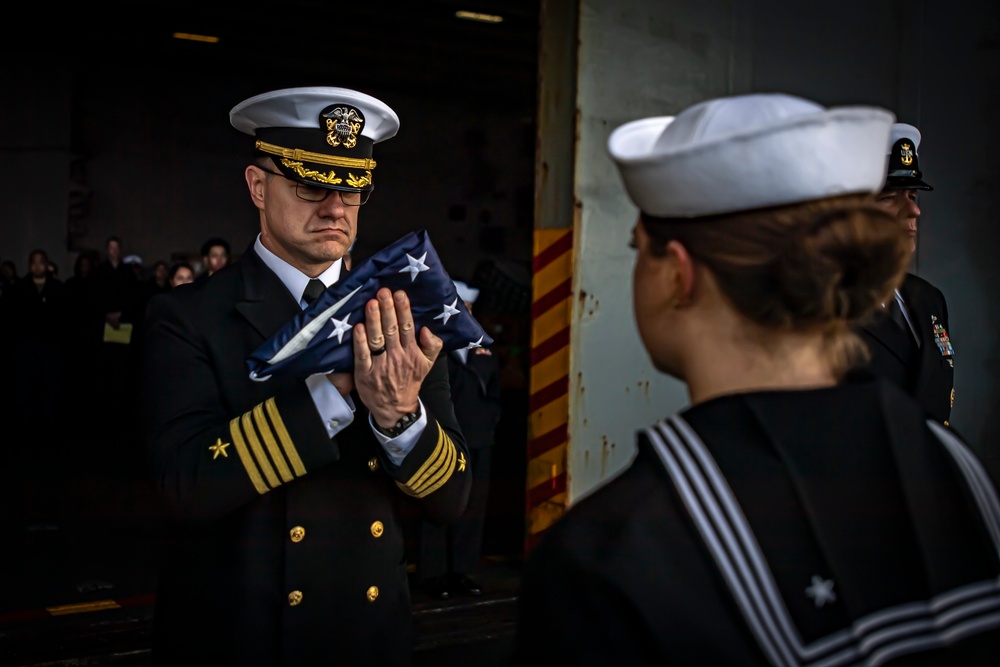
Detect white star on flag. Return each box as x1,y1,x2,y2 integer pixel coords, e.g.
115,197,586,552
805,575,836,608
246,230,494,381
399,252,429,282
327,314,352,344
434,298,460,325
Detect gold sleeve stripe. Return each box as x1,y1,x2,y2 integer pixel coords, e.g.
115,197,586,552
398,423,458,498
415,426,457,492
265,398,306,477
229,417,269,494
398,440,455,498
402,423,449,489
241,412,281,489
415,433,456,494
403,422,449,486
253,403,294,483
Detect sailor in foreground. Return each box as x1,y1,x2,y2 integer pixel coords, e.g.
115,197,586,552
140,86,470,667
507,93,1000,665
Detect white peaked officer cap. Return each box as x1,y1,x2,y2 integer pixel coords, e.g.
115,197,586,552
453,280,480,304
607,93,895,217
229,87,400,195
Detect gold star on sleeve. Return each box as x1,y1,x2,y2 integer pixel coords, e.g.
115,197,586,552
209,438,231,459
458,452,467,472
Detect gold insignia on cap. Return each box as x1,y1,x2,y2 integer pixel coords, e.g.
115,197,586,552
346,171,373,189
209,438,231,459
323,105,365,149
255,142,377,171
900,142,914,166
281,159,343,186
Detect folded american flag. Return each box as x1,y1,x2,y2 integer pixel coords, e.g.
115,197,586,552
246,229,494,381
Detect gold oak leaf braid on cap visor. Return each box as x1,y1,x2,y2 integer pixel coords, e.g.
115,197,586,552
398,422,458,498
228,398,307,494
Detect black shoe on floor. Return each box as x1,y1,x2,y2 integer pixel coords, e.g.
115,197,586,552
422,575,450,600
451,573,483,596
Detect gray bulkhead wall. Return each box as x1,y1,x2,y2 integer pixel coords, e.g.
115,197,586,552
567,0,999,503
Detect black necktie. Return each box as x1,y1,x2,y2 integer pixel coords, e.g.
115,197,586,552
302,279,325,306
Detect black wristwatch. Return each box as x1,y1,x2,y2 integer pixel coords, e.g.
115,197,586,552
374,405,422,438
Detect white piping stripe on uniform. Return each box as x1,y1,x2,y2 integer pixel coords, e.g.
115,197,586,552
669,416,853,658
656,417,853,663
645,415,1000,667
927,420,1000,550
649,420,792,667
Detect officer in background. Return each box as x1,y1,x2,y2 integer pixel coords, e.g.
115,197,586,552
415,280,502,599
858,123,955,424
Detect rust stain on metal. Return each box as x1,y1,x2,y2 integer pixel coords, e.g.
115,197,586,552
600,435,613,476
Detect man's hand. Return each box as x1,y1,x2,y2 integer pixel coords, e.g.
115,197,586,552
353,287,443,429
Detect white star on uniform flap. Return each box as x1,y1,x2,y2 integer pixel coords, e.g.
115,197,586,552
805,575,836,608
327,313,352,344
399,252,430,282
464,336,484,351
434,298,460,325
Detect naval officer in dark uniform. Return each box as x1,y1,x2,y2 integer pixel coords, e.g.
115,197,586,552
859,123,955,424
415,280,503,599
508,93,1000,665
139,87,470,667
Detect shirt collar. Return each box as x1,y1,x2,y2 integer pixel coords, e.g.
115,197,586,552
254,234,343,304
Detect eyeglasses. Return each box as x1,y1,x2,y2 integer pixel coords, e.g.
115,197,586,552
257,166,370,206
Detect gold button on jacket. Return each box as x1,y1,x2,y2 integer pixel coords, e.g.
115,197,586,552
290,526,305,542
288,590,303,606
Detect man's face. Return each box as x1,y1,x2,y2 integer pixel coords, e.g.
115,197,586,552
28,252,48,279
204,246,229,274
106,239,122,263
874,188,920,252
252,166,359,274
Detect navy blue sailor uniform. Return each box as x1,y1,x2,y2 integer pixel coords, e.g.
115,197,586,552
508,373,1000,665
140,243,470,666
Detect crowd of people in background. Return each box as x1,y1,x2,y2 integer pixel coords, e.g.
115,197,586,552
0,236,231,509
